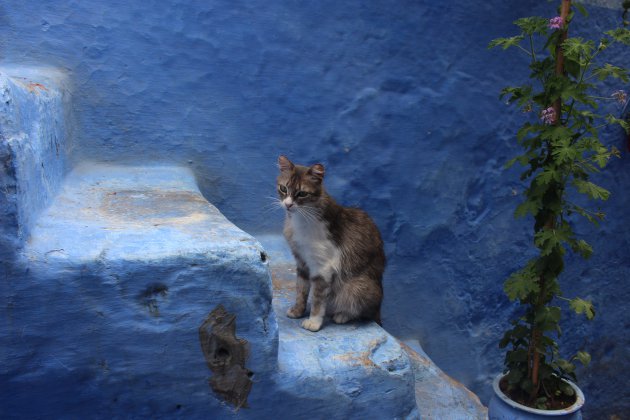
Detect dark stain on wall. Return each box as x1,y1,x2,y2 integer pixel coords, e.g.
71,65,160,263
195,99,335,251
138,283,168,316
199,304,253,409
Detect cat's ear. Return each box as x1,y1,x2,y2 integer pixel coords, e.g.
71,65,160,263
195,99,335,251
278,155,294,172
308,163,325,182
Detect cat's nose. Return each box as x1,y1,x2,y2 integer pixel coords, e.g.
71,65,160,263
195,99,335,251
285,202,294,210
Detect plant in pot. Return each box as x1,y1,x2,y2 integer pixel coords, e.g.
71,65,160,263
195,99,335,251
488,0,629,418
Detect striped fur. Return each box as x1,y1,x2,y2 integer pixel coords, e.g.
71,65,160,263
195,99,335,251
277,156,385,332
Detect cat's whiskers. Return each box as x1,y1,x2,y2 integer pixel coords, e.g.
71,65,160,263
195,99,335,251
264,195,283,205
295,207,313,224
300,205,321,218
296,205,321,224
262,196,284,215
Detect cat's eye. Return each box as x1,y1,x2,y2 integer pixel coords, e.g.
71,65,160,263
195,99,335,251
296,191,309,198
278,185,288,194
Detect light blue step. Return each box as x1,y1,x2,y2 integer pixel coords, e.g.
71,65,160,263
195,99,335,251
270,259,419,419
260,234,487,419
5,162,278,417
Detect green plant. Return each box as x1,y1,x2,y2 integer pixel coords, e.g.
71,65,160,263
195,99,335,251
489,0,630,410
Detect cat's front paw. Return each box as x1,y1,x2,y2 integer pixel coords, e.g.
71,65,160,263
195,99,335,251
301,317,323,332
286,305,306,319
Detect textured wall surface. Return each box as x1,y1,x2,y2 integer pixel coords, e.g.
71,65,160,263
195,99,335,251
0,72,430,419
0,70,68,254
0,0,628,417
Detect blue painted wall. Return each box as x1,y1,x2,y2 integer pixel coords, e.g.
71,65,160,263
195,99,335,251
0,0,628,417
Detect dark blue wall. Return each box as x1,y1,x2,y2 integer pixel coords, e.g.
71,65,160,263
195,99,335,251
1,1,628,416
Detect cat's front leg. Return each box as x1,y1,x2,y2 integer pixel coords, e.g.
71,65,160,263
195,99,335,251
287,267,309,319
301,275,329,332
287,261,309,318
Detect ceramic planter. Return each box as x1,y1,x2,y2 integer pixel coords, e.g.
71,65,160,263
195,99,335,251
488,373,585,419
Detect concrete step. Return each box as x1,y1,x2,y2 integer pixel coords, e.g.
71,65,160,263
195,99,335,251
259,234,488,419
5,163,278,417
270,261,419,419
24,162,262,262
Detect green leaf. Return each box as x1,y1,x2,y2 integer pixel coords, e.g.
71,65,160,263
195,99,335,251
575,136,603,151
542,125,573,143
564,57,581,79
574,350,592,367
534,229,565,256
536,168,560,185
534,306,562,332
573,179,610,201
530,56,556,82
569,204,603,226
591,63,630,82
514,199,540,218
562,38,595,63
574,2,589,17
500,85,533,107
559,381,575,397
514,17,549,36
571,239,593,259
593,150,611,169
505,264,539,301
570,297,596,320
499,323,530,348
552,142,578,164
489,35,525,50
605,28,630,45
505,152,535,169
556,358,577,374
606,115,630,134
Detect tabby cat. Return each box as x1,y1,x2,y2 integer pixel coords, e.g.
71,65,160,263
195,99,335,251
277,155,385,332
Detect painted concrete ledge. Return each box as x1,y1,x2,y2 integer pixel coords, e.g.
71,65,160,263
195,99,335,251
2,163,279,418
270,261,419,419
260,234,488,420
402,340,488,419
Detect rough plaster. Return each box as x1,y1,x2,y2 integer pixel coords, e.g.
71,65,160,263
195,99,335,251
0,75,443,418
0,0,629,417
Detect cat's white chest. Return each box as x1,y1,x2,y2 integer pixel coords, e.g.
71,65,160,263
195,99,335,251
289,213,340,280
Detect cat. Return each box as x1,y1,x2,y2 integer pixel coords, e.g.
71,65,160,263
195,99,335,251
276,155,385,332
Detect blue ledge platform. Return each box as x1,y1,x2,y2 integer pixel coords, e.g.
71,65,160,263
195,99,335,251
4,163,278,418
261,235,487,419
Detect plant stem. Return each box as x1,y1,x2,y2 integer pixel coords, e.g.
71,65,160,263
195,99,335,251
530,272,548,400
529,34,537,64
553,0,572,121
531,4,572,398
531,328,541,398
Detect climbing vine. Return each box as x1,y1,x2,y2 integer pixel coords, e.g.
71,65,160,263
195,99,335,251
489,0,630,410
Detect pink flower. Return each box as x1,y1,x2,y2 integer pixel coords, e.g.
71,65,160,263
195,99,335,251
541,107,556,125
549,16,564,30
612,90,628,105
